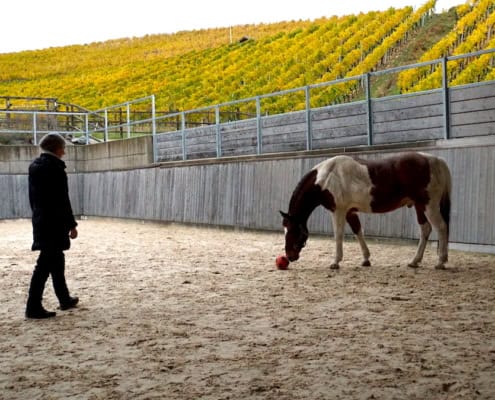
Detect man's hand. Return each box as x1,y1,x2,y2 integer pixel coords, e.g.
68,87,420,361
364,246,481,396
69,228,78,239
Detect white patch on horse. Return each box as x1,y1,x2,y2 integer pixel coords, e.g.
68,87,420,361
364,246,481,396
313,156,373,212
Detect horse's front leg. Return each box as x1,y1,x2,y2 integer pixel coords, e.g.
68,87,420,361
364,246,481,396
330,211,346,269
408,221,432,267
408,205,432,268
346,210,371,266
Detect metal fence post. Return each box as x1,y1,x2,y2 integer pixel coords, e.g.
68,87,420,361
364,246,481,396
181,112,187,160
85,114,90,145
442,56,451,140
104,109,109,142
33,113,37,145
215,106,222,158
151,95,157,163
305,86,312,151
365,73,373,146
126,103,131,139
256,96,262,155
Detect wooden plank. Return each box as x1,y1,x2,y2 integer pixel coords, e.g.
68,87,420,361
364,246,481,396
262,141,307,154
221,127,257,140
450,81,495,102
373,115,443,134
156,132,182,144
373,104,443,123
450,96,495,114
261,124,307,139
373,91,442,112
313,135,368,149
312,124,367,139
158,146,183,156
373,127,443,144
451,122,495,138
183,126,217,139
311,113,368,129
222,147,258,157
262,131,307,147
221,136,257,149
220,119,257,132
312,102,367,120
451,109,495,126
261,111,306,127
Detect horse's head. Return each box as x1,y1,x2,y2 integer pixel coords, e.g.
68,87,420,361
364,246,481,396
280,210,308,262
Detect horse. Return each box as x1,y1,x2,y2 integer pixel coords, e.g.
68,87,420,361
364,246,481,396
280,152,452,269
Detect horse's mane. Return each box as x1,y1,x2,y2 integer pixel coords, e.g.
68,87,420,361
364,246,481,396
288,169,318,216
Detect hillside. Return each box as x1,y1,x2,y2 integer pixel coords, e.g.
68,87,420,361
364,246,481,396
0,0,493,114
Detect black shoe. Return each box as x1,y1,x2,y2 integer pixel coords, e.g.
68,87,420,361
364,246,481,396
60,296,79,310
25,308,56,319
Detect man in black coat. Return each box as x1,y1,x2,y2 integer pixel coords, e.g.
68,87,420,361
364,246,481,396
26,133,79,319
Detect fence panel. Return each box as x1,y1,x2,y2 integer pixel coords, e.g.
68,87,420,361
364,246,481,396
450,81,495,138
311,102,368,149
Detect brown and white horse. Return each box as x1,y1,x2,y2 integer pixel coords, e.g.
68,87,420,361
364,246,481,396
280,152,452,269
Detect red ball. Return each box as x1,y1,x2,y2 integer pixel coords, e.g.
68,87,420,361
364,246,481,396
275,255,290,270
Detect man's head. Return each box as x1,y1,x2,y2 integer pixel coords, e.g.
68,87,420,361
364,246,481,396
39,133,66,158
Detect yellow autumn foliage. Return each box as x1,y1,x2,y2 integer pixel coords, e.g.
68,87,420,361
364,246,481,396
0,0,492,115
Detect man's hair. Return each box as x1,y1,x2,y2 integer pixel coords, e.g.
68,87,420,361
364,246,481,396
39,133,66,153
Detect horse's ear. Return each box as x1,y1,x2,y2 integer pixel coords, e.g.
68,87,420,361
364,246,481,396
280,210,290,220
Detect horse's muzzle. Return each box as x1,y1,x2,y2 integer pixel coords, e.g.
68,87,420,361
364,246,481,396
286,252,299,262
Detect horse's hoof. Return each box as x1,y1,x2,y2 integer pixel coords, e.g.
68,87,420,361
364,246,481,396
361,260,371,267
330,263,340,270
435,264,446,270
407,263,419,268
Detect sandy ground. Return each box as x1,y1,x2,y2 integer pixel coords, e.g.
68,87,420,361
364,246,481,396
0,218,494,400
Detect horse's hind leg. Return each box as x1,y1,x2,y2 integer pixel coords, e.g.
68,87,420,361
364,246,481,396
425,204,449,269
408,205,432,268
346,210,371,267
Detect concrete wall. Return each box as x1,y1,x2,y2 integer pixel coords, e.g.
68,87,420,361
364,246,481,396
0,145,67,174
0,136,151,219
75,136,153,172
0,136,153,174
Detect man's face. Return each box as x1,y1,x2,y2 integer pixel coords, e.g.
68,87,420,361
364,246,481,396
54,146,66,159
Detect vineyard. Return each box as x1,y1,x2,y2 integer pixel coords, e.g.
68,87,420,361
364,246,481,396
0,0,493,115
398,0,495,91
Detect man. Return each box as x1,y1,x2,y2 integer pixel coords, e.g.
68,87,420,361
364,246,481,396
26,133,79,319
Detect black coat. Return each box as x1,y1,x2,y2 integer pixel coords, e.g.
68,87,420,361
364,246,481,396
29,153,77,251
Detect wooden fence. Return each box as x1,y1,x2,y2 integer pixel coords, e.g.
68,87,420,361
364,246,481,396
155,80,495,162
82,140,495,247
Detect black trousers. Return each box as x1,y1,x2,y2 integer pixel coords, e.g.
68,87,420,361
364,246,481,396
26,249,71,311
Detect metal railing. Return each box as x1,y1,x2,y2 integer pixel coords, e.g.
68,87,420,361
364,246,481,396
152,48,494,160
1,48,493,153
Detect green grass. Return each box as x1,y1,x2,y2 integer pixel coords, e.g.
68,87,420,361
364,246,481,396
372,9,458,97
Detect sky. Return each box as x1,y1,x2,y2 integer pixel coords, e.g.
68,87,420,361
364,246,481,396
0,0,463,54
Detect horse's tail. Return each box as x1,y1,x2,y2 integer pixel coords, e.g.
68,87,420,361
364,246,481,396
440,189,451,236
439,159,452,237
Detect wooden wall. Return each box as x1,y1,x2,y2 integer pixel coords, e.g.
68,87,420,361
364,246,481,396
80,138,494,248
0,174,81,219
